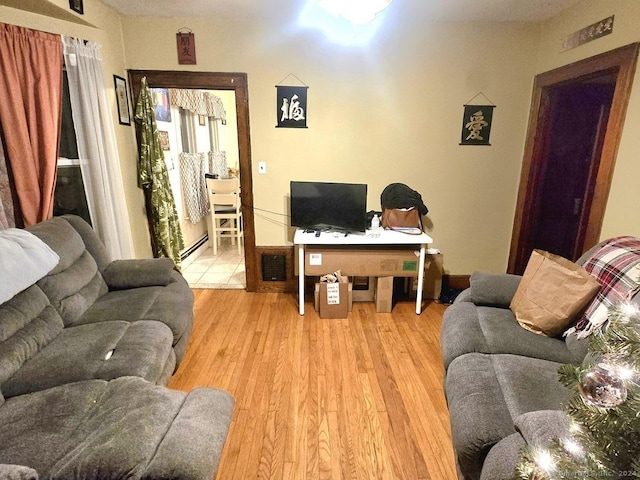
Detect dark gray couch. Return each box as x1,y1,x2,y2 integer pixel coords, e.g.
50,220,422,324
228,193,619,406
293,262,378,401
0,215,234,480
441,270,590,480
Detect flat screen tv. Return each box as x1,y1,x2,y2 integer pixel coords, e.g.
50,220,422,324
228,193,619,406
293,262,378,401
290,181,368,233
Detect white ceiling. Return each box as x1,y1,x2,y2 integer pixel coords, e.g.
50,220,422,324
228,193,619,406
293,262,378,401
98,0,584,23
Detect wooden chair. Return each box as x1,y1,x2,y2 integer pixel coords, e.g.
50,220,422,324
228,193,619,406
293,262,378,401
206,176,242,255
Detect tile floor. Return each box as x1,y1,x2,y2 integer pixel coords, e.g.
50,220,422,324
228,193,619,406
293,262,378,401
182,238,245,289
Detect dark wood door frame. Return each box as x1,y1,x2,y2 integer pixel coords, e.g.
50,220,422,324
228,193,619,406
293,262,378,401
508,43,640,274
128,70,258,291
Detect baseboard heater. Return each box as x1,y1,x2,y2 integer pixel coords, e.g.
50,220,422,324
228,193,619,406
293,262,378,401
180,234,209,261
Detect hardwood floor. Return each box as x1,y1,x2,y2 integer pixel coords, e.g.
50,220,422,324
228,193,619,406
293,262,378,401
168,289,457,480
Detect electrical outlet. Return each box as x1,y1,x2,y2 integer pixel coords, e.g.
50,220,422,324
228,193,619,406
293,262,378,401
258,162,267,174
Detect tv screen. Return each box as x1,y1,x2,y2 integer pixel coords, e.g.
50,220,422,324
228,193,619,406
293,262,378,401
290,181,368,233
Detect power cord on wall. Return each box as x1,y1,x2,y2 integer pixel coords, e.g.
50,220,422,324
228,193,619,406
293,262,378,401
242,203,290,228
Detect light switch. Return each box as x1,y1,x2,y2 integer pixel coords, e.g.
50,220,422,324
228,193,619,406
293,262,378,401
258,162,267,174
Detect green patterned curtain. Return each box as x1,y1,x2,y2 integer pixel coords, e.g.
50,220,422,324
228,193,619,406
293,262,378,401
134,77,184,269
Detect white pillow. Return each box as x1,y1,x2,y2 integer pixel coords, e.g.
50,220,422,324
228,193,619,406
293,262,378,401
0,228,59,304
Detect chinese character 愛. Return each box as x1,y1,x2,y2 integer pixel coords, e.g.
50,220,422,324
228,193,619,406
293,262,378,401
465,110,488,141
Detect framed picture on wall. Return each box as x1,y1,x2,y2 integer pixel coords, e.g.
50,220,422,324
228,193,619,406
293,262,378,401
151,88,172,123
158,131,170,151
69,0,84,14
113,75,131,125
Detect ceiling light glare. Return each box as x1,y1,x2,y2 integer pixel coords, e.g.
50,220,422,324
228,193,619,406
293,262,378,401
319,0,392,24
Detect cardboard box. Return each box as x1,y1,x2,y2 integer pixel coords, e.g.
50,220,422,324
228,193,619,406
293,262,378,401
408,253,444,300
305,246,421,277
352,276,375,302
375,276,394,312
314,281,352,318
424,253,444,299
409,253,444,300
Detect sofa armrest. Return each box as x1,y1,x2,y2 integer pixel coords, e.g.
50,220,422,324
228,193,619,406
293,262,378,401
479,411,571,480
514,410,571,447
102,258,175,290
0,465,38,480
469,272,522,308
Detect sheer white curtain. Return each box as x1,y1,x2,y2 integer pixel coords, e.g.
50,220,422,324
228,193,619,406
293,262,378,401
62,37,133,259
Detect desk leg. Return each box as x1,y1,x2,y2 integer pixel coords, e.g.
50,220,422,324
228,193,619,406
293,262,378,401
416,245,426,314
298,244,305,315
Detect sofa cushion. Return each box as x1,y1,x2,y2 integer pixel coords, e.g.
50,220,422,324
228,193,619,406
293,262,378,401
58,214,111,271
27,217,86,275
28,218,109,326
441,302,579,369
0,377,234,480
0,285,64,387
1,320,175,398
445,353,571,480
76,273,194,362
36,251,108,326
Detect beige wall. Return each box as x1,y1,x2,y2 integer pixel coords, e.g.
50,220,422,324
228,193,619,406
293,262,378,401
120,14,541,274
537,0,640,243
13,2,638,275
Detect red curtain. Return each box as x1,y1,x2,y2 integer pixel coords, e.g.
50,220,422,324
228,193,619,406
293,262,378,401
0,23,63,227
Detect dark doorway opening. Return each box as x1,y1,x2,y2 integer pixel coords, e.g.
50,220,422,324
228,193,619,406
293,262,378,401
508,43,639,275
531,76,615,260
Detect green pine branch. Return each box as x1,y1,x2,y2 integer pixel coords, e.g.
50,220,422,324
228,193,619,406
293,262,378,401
518,302,640,480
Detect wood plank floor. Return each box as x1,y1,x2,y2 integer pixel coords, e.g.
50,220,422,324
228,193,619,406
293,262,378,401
168,289,457,480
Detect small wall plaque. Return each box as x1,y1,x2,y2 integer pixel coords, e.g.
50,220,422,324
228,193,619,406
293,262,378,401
562,16,614,52
176,29,196,65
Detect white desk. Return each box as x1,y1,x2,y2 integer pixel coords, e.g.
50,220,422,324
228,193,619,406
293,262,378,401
294,229,433,315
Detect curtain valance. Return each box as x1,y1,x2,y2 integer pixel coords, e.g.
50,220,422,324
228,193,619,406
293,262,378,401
169,89,227,123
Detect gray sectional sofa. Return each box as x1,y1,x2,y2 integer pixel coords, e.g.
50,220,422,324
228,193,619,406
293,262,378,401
441,267,592,480
0,215,234,480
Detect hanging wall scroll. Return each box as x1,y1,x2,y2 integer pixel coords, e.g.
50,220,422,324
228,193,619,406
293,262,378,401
276,74,308,128
176,28,196,65
460,93,495,146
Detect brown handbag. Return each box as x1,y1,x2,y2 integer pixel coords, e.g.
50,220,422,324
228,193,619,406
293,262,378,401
381,207,423,234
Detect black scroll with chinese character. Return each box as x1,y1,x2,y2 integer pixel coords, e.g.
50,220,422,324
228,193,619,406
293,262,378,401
276,86,308,128
460,104,494,146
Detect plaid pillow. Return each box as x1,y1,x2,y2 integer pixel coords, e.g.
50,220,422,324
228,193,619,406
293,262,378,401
566,236,640,338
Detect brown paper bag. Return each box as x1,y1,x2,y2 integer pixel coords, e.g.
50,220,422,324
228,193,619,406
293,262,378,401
510,249,600,337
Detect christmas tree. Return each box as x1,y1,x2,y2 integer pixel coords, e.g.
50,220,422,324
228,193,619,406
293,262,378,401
517,296,640,480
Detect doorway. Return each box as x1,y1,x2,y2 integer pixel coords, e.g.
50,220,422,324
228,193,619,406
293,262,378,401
128,70,258,291
508,43,639,274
